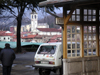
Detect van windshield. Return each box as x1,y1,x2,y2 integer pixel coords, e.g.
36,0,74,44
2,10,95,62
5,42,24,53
38,45,56,54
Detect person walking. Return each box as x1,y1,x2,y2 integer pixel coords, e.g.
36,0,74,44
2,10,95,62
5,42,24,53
0,43,16,75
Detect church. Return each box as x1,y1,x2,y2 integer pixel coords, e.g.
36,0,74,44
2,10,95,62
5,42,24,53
10,11,61,36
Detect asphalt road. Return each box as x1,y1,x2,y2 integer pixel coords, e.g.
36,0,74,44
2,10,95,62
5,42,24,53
0,52,57,75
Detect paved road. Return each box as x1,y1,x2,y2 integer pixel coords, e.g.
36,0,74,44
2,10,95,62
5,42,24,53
0,52,57,75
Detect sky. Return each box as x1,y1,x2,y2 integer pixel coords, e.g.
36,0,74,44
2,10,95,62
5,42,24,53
24,7,63,20
0,7,63,25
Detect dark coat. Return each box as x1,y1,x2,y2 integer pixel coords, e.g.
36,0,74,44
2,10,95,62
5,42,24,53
0,48,16,66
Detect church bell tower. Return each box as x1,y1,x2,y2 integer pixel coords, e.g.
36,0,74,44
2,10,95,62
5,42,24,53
31,11,38,32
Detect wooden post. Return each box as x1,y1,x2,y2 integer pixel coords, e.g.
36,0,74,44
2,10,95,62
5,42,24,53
80,8,84,57
96,25,99,56
63,6,76,59
96,8,99,56
63,6,67,59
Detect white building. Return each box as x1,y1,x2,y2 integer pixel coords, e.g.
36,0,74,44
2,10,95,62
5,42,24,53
31,11,61,35
10,11,49,33
36,28,61,35
10,11,61,36
37,23,49,28
0,31,14,42
31,11,38,32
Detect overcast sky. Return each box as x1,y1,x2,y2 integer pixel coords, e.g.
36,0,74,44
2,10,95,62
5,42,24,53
24,7,63,20
0,7,63,25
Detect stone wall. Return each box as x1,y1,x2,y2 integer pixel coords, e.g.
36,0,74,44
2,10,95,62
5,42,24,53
63,57,100,75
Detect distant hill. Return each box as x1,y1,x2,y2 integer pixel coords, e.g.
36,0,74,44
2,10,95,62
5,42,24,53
38,13,62,29
0,13,62,30
0,17,31,30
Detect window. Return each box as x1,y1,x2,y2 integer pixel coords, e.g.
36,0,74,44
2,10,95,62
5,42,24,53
4,37,5,40
84,9,96,21
84,26,97,56
35,15,36,19
67,26,81,57
67,9,80,21
32,15,33,19
38,45,56,54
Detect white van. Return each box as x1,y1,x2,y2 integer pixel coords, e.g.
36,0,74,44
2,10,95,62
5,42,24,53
33,42,63,75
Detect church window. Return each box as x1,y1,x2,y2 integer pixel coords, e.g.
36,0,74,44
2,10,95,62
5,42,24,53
35,15,36,19
32,15,33,19
4,37,5,40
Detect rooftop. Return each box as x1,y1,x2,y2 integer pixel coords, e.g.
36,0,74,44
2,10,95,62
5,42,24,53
21,35,36,39
39,0,100,9
0,31,14,36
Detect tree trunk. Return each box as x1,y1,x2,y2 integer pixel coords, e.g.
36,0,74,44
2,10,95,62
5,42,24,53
16,16,22,53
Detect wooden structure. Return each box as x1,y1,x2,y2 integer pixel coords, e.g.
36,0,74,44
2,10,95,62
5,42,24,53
39,0,100,75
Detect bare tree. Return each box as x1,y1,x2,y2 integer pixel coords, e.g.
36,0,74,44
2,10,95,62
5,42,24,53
0,0,54,53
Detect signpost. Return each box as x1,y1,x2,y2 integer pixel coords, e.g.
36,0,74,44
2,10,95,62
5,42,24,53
56,17,64,25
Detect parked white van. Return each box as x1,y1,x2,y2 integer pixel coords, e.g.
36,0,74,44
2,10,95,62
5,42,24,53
33,42,63,75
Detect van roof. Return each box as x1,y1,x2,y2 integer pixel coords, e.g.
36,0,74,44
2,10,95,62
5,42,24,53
40,42,80,46
41,42,62,45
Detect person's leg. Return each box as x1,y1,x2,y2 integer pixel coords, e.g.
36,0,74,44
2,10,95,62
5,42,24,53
7,66,12,75
3,66,7,75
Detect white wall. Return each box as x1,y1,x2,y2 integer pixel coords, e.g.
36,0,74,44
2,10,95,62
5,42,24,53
38,31,61,35
0,36,11,41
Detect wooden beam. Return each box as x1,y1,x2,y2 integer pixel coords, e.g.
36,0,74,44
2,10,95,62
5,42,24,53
63,6,76,59
81,25,84,57
65,7,76,25
63,6,67,59
96,8,99,56
76,1,100,7
68,22,100,25
96,25,99,56
80,8,84,57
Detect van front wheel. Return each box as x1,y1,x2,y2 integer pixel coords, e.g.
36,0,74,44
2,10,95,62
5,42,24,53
39,69,50,75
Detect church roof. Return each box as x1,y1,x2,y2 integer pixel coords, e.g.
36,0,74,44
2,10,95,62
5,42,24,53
21,35,36,39
0,31,14,36
31,11,37,14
